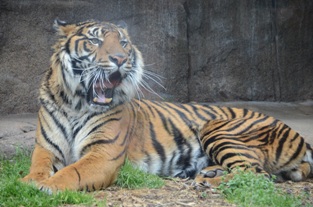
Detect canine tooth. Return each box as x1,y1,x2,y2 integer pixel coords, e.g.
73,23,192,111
93,97,98,102
105,98,112,103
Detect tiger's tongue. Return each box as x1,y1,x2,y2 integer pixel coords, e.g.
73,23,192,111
93,81,114,104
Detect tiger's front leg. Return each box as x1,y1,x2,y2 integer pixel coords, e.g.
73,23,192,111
38,150,125,194
22,144,56,184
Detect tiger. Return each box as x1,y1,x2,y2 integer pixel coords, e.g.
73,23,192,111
22,19,313,193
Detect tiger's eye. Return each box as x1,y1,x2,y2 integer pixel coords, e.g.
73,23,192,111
89,38,102,45
120,40,128,48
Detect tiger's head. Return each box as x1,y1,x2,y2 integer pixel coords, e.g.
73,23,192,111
49,19,144,112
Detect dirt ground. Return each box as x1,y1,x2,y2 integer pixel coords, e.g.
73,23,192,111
1,101,313,206
63,178,313,207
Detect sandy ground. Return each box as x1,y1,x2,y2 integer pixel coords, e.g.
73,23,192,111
1,101,312,206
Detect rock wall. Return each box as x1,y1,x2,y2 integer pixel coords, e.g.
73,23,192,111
0,0,312,114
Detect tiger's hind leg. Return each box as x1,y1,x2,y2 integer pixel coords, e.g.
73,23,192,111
194,119,270,187
275,143,313,182
193,158,269,187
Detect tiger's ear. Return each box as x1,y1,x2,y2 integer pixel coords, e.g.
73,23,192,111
53,19,77,36
116,20,127,30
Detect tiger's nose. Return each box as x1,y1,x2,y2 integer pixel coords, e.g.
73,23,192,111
109,54,127,67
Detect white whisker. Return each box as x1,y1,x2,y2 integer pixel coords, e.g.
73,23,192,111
142,71,166,91
144,63,156,67
139,80,164,100
130,74,144,100
144,70,165,80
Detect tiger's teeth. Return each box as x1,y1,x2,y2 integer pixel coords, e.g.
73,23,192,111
93,97,112,104
105,98,112,103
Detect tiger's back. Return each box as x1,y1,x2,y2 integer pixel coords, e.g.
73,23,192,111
126,100,311,183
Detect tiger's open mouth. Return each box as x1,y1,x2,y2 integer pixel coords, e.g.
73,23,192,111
87,71,122,105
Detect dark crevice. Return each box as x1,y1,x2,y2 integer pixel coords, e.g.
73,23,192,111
183,1,192,102
271,0,281,101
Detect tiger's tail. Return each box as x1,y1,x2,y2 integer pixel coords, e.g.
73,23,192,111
304,143,313,176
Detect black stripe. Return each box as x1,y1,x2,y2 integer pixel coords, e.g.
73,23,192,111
207,135,254,158
247,111,256,119
235,116,270,135
225,160,248,169
226,107,236,119
120,127,130,146
111,148,127,161
200,104,217,119
59,90,70,105
203,134,218,152
216,107,229,118
74,37,80,54
75,101,82,111
242,108,248,117
72,60,83,76
86,117,120,137
251,130,272,144
275,126,290,162
41,70,56,104
153,107,171,133
138,100,156,118
201,121,231,141
144,151,152,168
83,41,91,52
224,119,247,132
53,165,58,173
163,102,197,133
119,104,137,147
168,151,176,176
219,152,257,166
214,144,253,160
40,124,66,162
290,132,300,142
281,138,305,167
73,166,81,183
65,38,71,54
80,132,121,156
152,101,176,117
149,122,166,163
42,104,69,142
168,119,192,167
61,65,71,90
188,104,209,121
132,48,137,67
78,52,94,61
73,112,100,139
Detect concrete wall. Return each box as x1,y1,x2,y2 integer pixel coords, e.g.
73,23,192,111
0,0,312,114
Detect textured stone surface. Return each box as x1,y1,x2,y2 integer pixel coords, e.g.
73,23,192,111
0,0,312,114
186,0,313,102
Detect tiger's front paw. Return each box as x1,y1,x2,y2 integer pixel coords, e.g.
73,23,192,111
37,177,79,194
21,172,50,186
37,180,64,194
